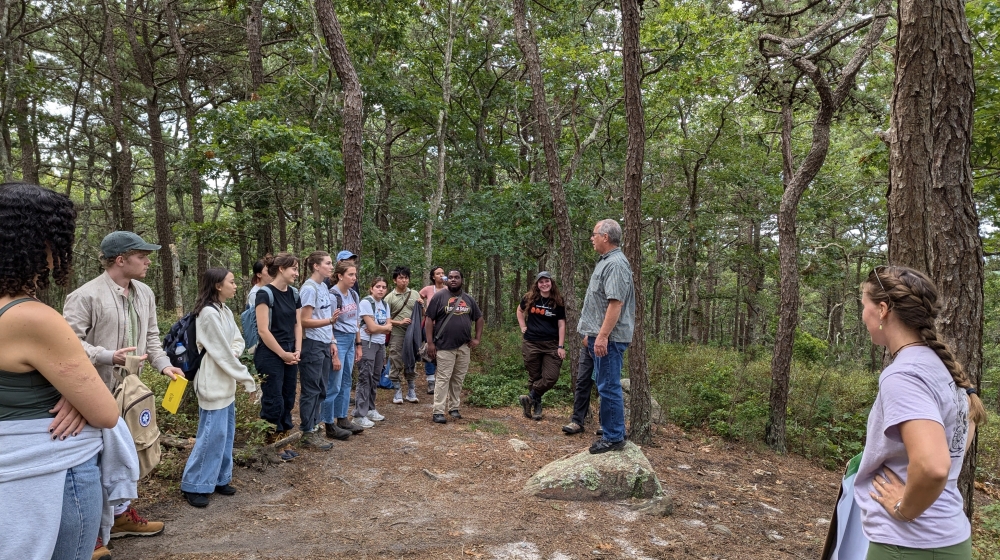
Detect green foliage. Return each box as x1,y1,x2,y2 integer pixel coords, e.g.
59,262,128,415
793,329,829,365
649,343,875,469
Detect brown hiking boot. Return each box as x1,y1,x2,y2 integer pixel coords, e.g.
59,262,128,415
93,537,111,560
110,505,164,538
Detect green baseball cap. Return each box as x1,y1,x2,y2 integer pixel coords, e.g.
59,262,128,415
100,231,160,259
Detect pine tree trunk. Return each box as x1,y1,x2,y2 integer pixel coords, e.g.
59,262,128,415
101,0,133,231
887,0,983,519
315,0,364,255
621,0,650,444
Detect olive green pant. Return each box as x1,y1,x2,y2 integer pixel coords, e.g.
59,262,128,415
867,538,971,560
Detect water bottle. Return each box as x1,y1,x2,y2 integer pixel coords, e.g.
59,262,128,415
175,341,188,371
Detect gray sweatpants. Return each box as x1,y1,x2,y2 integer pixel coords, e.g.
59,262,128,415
354,340,386,417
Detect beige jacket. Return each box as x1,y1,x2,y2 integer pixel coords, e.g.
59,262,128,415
63,272,172,390
194,304,256,410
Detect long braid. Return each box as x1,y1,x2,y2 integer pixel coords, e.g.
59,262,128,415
866,266,987,426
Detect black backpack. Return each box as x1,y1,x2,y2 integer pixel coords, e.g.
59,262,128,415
163,312,207,381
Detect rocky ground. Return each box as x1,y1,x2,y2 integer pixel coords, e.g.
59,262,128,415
109,391,846,560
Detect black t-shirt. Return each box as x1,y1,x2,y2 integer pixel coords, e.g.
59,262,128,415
519,296,566,342
426,290,482,351
255,285,301,347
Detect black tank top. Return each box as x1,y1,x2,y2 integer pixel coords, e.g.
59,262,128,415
0,298,60,421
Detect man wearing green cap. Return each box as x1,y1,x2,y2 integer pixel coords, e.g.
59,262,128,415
63,231,180,551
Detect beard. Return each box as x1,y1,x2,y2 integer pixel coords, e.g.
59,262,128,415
448,284,463,294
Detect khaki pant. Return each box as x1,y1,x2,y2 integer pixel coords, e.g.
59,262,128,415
433,344,470,414
388,327,414,385
867,538,970,559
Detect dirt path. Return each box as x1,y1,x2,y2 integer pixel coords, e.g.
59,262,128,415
111,395,841,559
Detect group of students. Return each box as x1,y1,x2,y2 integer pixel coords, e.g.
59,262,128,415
0,179,990,560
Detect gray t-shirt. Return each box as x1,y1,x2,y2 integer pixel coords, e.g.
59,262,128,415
300,278,333,343
577,247,636,342
359,297,389,344
854,346,970,548
330,284,360,334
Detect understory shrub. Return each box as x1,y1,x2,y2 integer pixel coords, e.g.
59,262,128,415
465,329,573,408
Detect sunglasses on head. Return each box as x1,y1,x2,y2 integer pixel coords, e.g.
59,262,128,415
870,265,888,295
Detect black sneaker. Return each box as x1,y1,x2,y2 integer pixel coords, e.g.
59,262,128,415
519,395,533,419
589,439,626,454
432,413,447,424
449,410,462,419
183,491,210,508
532,399,542,421
325,422,352,440
215,484,237,496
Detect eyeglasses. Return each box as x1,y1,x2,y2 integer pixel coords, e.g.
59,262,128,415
870,266,888,295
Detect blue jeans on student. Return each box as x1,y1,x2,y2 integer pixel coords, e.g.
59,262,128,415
424,359,436,377
586,337,629,443
181,403,235,494
322,331,356,423
52,453,102,560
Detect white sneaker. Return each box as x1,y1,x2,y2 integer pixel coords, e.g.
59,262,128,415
367,409,386,422
354,416,375,428
392,389,403,404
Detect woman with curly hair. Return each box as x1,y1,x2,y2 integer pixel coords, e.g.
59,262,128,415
859,266,986,559
0,183,120,559
516,271,566,421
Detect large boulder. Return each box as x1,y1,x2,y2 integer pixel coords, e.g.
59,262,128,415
621,378,664,424
523,442,663,501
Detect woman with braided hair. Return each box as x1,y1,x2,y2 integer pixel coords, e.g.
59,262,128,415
859,265,986,559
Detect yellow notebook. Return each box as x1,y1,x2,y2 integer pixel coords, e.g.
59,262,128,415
161,376,188,414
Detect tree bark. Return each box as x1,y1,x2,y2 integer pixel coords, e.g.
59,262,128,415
124,0,176,312
247,0,264,95
315,0,364,256
621,0,650,444
424,0,454,276
887,0,983,519
101,0,134,231
761,1,890,452
512,0,579,385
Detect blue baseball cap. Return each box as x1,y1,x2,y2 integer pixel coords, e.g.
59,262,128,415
336,250,358,261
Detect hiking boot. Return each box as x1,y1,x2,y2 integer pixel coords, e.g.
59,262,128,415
562,422,584,435
405,388,419,403
519,395,533,419
426,375,435,394
449,410,462,420
183,491,210,508
393,389,404,404
354,416,375,429
110,505,164,538
366,409,385,422
337,417,365,434
432,413,447,424
532,399,543,421
589,439,626,454
215,484,237,495
300,431,334,450
93,537,111,560
325,422,351,440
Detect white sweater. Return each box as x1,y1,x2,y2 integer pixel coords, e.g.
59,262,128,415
195,304,257,410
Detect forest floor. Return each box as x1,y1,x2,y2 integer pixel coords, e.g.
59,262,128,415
109,388,853,560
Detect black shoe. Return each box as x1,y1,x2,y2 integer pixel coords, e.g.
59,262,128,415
183,491,210,508
532,399,542,421
519,395,533,419
432,413,447,424
215,484,237,496
589,439,626,454
595,428,604,436
325,422,352,440
449,410,462,419
562,422,584,435
337,418,365,434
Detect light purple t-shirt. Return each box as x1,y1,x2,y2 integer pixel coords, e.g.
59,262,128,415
854,346,970,548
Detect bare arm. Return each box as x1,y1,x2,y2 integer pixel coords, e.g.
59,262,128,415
362,314,392,334
300,305,331,329
256,303,290,359
870,419,951,522
7,302,119,428
516,305,527,334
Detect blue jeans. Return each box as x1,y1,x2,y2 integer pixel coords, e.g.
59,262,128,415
586,337,629,443
424,359,436,377
181,403,235,494
53,454,102,560
322,331,357,423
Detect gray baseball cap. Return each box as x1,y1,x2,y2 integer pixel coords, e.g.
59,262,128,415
535,271,553,282
100,231,160,259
